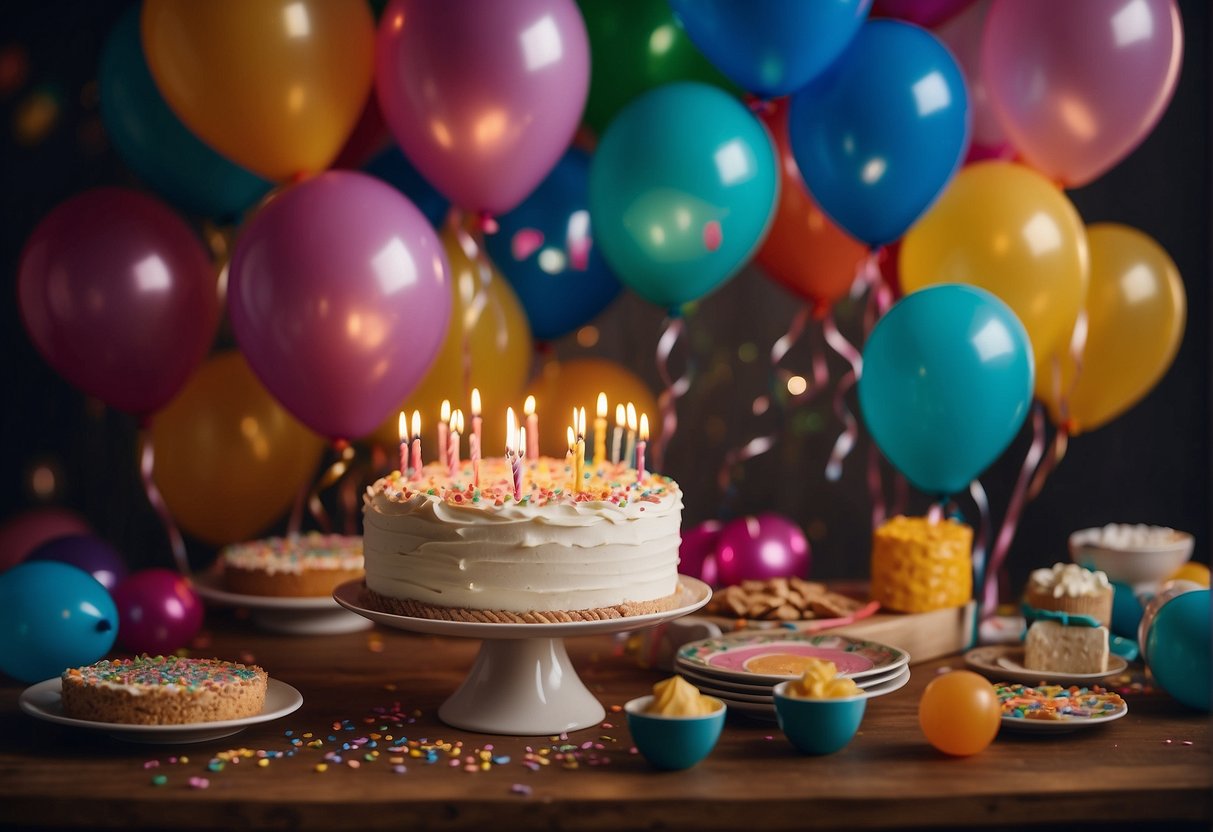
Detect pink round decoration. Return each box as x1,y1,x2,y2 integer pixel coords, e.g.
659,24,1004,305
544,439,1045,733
111,568,204,655
715,513,810,586
679,520,724,584
0,507,91,572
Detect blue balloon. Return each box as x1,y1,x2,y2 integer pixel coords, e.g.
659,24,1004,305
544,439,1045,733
788,20,969,246
1146,589,1210,711
858,284,1033,496
589,82,778,312
27,533,127,591
485,149,622,342
363,146,450,230
669,0,872,98
1110,581,1144,639
0,561,118,683
98,6,271,221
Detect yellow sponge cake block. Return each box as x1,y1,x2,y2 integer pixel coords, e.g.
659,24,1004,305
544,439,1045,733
1024,620,1110,674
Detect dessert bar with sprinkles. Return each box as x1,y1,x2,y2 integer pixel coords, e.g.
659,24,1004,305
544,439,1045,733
996,683,1126,721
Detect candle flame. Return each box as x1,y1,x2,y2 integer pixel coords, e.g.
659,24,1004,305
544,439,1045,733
596,391,607,419
566,426,575,450
440,399,451,421
615,403,625,427
519,426,527,457
471,387,481,416
626,402,637,432
411,410,420,440
506,407,517,454
577,407,586,437
524,394,536,416
640,413,650,441
452,409,464,434
398,411,408,443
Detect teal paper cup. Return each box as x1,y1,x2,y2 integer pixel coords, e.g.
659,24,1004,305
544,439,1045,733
773,680,867,755
624,694,726,770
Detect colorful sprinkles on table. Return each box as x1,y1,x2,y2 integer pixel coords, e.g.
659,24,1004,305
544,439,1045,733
996,683,1127,721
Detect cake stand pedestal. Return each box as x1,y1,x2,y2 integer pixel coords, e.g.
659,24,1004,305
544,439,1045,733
333,577,711,735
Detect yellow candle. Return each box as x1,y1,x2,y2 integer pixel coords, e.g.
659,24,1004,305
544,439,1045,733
612,403,625,464
593,392,607,468
438,399,450,466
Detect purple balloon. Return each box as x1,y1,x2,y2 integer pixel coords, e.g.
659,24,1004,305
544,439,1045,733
376,0,590,215
874,0,974,27
715,513,811,586
680,520,723,584
111,568,204,655
0,507,91,571
228,171,451,441
27,534,127,591
18,188,219,415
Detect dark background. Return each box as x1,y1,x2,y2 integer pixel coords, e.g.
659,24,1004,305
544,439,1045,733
1,1,1209,592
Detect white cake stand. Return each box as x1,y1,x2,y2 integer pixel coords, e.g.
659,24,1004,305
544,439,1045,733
333,577,711,736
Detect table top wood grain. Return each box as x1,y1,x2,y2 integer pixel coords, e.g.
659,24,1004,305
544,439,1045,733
1,609,1208,831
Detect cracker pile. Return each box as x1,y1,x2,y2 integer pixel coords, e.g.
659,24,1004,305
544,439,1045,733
704,577,864,622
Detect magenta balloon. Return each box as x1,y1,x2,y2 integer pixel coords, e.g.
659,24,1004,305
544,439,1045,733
111,568,204,655
0,507,91,572
715,513,810,586
874,0,974,27
375,0,590,215
982,0,1182,187
228,171,451,441
679,520,723,583
934,0,1011,159
18,188,219,416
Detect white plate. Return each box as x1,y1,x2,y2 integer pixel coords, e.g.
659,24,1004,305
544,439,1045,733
678,662,906,696
193,571,372,634
964,645,1128,686
997,683,1129,734
676,630,909,684
19,677,303,744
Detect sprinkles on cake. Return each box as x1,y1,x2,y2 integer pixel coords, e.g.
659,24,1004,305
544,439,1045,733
995,683,1126,721
65,655,263,692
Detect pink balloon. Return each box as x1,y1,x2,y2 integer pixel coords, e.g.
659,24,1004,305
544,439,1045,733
933,0,1013,161
680,520,723,584
228,171,451,441
0,507,91,572
18,188,219,416
982,0,1182,187
375,0,590,216
111,568,204,655
715,513,811,586
874,0,975,28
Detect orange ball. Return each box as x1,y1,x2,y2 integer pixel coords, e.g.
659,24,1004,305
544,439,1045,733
918,670,1001,756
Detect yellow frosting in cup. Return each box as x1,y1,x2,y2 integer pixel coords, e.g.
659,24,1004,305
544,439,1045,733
785,658,861,699
647,675,718,716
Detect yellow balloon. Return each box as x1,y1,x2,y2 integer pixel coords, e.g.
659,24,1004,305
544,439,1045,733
525,357,659,458
1037,224,1185,434
369,224,533,455
1167,562,1210,588
900,161,1089,364
142,0,375,181
151,352,325,545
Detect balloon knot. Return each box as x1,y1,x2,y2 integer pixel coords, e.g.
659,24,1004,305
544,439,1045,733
1059,418,1076,436
290,170,311,185
810,300,830,321
333,438,351,452
477,212,499,235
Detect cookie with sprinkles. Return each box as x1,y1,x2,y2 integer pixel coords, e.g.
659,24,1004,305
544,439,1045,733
61,656,268,725
996,682,1127,723
220,533,363,598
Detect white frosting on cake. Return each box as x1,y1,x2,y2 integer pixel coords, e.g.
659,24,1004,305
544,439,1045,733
362,457,682,614
1029,562,1111,599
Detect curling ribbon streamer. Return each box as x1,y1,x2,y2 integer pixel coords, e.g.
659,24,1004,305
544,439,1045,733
138,430,190,577
981,402,1048,617
653,315,691,472
967,477,991,610
307,440,356,534
1028,309,1089,500
822,311,861,482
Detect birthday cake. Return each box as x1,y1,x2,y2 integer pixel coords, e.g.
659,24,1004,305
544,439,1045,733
220,533,364,598
361,457,684,623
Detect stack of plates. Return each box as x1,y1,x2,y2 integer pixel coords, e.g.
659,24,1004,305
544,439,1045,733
675,630,912,719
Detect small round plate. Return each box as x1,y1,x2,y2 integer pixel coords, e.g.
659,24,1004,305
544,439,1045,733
677,631,909,684
678,661,906,695
997,683,1129,734
19,678,303,744
964,645,1128,686
193,571,372,634
333,577,711,639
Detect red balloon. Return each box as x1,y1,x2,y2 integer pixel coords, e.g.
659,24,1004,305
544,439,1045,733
0,507,91,572
18,188,219,416
755,99,867,314
873,0,975,28
112,569,204,655
715,513,811,586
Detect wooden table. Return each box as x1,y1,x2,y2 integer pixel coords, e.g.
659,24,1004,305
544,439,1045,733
1,609,1208,831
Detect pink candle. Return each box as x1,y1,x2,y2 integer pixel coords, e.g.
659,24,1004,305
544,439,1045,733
637,413,649,481
524,395,538,459
448,409,463,478
506,407,521,500
409,410,422,478
397,411,408,477
471,387,483,458
470,432,480,488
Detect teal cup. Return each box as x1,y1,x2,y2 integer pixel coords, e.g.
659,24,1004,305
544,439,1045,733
624,695,726,770
773,681,867,755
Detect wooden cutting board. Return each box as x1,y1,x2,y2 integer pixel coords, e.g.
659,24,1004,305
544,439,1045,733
825,601,976,664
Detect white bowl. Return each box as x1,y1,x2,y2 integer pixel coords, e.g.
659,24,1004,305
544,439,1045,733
1068,525,1194,586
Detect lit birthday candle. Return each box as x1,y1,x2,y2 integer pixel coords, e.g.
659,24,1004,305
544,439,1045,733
593,392,608,468
575,407,586,492
524,395,538,459
397,411,408,477
438,399,450,465
519,426,528,463
470,387,483,455
410,411,422,477
566,426,576,490
506,407,521,500
612,403,625,464
637,413,649,481
448,409,463,478
625,402,637,468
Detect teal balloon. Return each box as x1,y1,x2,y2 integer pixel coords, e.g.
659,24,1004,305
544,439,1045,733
589,82,777,312
1111,582,1144,639
1146,589,1210,711
0,561,118,683
99,6,271,221
858,284,1033,496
